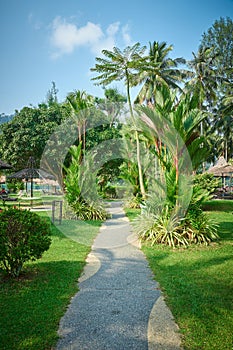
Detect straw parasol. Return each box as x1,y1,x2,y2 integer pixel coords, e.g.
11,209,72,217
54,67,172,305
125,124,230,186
7,157,54,197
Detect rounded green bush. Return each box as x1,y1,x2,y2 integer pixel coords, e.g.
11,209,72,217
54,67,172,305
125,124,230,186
0,208,51,277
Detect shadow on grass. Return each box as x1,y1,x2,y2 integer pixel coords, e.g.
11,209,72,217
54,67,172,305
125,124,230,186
203,200,233,212
217,221,233,240
49,218,102,246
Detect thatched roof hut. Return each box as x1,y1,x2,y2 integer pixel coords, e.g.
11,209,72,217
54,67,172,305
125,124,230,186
207,157,233,189
207,157,233,176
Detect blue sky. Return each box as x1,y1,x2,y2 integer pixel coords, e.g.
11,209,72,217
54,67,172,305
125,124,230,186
1,0,233,115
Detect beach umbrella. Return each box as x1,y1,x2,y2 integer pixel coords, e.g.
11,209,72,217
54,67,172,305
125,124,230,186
7,157,54,197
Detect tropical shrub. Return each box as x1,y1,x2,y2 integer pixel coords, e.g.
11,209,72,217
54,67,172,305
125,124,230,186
134,206,219,248
134,205,189,247
131,89,220,247
63,144,108,220
133,174,219,247
193,173,220,194
184,210,219,244
69,199,108,220
125,194,144,209
182,185,219,244
0,208,51,277
5,179,24,193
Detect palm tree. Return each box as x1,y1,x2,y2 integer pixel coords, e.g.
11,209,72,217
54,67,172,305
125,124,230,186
218,90,233,160
66,90,94,153
212,105,233,161
135,41,188,105
185,46,219,111
91,43,147,198
95,88,127,127
185,46,221,170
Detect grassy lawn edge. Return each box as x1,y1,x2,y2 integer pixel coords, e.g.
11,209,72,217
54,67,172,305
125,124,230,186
0,214,102,350
124,203,233,350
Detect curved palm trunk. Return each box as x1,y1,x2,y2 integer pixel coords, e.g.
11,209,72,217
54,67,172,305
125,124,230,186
126,73,146,199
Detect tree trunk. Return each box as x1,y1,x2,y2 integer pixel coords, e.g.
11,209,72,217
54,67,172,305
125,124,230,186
126,73,146,199
225,140,228,162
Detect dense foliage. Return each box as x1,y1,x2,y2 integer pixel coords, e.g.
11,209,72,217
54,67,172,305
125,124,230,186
0,102,70,170
200,17,233,162
193,173,221,194
129,88,220,247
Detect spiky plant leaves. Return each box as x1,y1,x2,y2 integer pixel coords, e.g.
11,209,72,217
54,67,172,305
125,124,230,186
63,144,108,220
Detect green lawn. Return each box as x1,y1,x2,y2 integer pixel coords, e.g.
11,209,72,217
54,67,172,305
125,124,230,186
1,201,232,349
0,213,102,350
0,193,58,210
125,201,233,350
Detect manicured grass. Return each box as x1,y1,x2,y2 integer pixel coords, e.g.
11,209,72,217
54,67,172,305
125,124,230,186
0,213,102,350
125,204,233,350
0,193,63,210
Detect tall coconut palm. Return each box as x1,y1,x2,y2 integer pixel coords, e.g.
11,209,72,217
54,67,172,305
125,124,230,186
185,46,219,111
135,41,188,105
91,43,147,198
213,108,233,161
218,87,233,157
185,46,221,170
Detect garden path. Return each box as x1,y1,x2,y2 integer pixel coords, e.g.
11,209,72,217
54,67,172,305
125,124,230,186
56,201,182,350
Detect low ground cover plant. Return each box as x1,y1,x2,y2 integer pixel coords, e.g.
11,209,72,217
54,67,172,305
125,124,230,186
0,208,51,277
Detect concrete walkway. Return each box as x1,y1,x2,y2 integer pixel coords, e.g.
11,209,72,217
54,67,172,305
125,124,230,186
56,202,182,350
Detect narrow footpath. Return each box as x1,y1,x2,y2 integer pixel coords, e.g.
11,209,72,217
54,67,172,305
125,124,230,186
56,202,182,350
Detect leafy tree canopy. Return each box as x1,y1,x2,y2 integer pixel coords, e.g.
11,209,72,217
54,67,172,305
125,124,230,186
201,17,233,82
0,102,70,170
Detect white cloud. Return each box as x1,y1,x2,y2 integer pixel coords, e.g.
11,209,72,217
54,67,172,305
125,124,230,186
106,21,120,36
91,22,121,54
122,24,132,46
50,17,103,56
49,17,132,58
